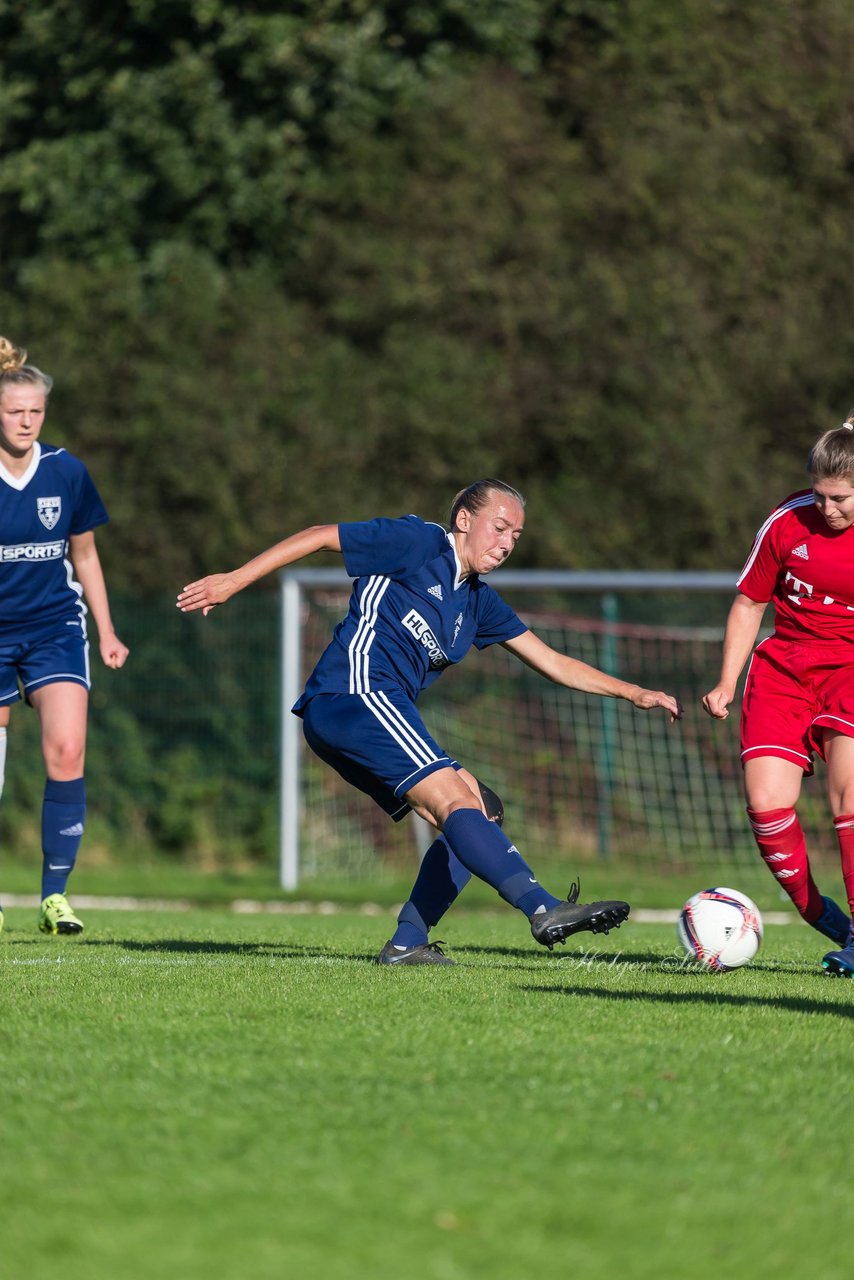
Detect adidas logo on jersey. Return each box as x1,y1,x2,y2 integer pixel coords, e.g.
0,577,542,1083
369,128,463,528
428,584,444,601
792,543,809,560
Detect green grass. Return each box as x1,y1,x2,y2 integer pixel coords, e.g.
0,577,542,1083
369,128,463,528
0,849,832,915
1,906,849,1280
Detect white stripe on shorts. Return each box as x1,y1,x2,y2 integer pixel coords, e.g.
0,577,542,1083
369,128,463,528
360,690,439,770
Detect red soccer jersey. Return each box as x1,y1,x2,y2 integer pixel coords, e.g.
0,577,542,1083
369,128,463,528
737,489,854,644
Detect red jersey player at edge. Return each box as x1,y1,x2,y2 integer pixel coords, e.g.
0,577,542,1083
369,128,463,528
703,416,854,977
178,480,683,965
0,336,129,938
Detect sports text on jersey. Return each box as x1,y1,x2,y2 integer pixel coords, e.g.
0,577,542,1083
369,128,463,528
0,443,109,635
0,540,65,562
736,488,854,644
401,609,451,669
293,515,527,709
783,570,854,613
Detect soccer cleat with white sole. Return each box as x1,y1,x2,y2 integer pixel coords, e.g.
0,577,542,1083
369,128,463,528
530,880,630,950
38,893,84,935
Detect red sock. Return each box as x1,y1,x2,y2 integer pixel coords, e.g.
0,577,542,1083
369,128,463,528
747,806,823,922
833,813,854,918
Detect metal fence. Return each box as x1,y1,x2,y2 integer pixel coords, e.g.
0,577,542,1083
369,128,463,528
279,569,757,889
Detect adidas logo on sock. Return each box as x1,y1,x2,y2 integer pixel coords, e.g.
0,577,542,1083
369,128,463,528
792,542,809,560
60,822,84,837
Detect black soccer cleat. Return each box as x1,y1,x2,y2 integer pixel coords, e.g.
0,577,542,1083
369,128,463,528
821,947,854,977
530,880,630,950
374,939,456,966
821,927,854,977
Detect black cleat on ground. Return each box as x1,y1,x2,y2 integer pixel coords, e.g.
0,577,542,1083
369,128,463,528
374,939,456,966
530,880,630,950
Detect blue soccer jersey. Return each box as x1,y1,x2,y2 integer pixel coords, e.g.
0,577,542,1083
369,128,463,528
294,515,528,711
0,443,109,639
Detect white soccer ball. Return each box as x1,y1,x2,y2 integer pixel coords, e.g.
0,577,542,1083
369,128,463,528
676,887,763,971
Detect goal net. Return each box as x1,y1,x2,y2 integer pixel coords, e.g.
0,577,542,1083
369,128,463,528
280,570,834,888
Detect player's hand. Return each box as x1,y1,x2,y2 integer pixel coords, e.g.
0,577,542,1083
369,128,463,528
630,688,684,723
177,573,238,617
702,686,733,719
101,632,129,669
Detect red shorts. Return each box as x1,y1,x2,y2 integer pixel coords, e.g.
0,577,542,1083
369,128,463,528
741,636,854,774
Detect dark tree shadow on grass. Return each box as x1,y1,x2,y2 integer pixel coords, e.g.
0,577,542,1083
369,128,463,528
521,983,854,1019
462,944,826,977
460,943,669,966
4,934,830,977
458,943,555,960
71,937,376,962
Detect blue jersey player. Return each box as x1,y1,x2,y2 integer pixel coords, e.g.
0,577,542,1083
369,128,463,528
178,480,682,964
0,336,128,937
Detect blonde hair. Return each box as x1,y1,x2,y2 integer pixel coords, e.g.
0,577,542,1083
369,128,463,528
0,335,53,397
807,409,854,481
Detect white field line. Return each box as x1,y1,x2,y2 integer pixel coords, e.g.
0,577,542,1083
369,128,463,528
0,893,798,926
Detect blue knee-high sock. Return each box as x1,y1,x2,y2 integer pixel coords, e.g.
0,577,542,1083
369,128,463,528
391,836,472,948
41,777,86,899
441,809,560,917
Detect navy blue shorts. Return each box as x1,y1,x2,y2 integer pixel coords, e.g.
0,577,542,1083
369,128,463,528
0,616,91,706
299,691,460,822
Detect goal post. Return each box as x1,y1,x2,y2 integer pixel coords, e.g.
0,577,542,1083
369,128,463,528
277,567,804,890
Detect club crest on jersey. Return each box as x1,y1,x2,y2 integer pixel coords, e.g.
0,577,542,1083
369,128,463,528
37,496,61,530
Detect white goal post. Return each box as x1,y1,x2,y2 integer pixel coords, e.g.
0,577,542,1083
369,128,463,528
276,568,798,891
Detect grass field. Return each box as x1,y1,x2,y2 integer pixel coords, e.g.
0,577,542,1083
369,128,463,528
2,901,849,1280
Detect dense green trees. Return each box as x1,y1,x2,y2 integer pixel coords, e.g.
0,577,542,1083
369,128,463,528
3,0,854,590
5,1,854,866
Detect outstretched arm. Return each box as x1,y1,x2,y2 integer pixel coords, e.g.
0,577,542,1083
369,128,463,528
503,630,683,722
177,524,342,616
702,592,767,719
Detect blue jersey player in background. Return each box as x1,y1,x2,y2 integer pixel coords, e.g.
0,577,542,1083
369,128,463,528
0,336,128,937
178,480,682,963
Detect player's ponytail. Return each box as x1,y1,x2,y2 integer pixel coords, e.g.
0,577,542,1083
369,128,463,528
449,479,526,530
807,411,854,480
0,335,53,397
0,335,27,376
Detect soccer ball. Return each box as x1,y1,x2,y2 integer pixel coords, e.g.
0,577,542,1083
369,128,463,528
676,887,763,971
